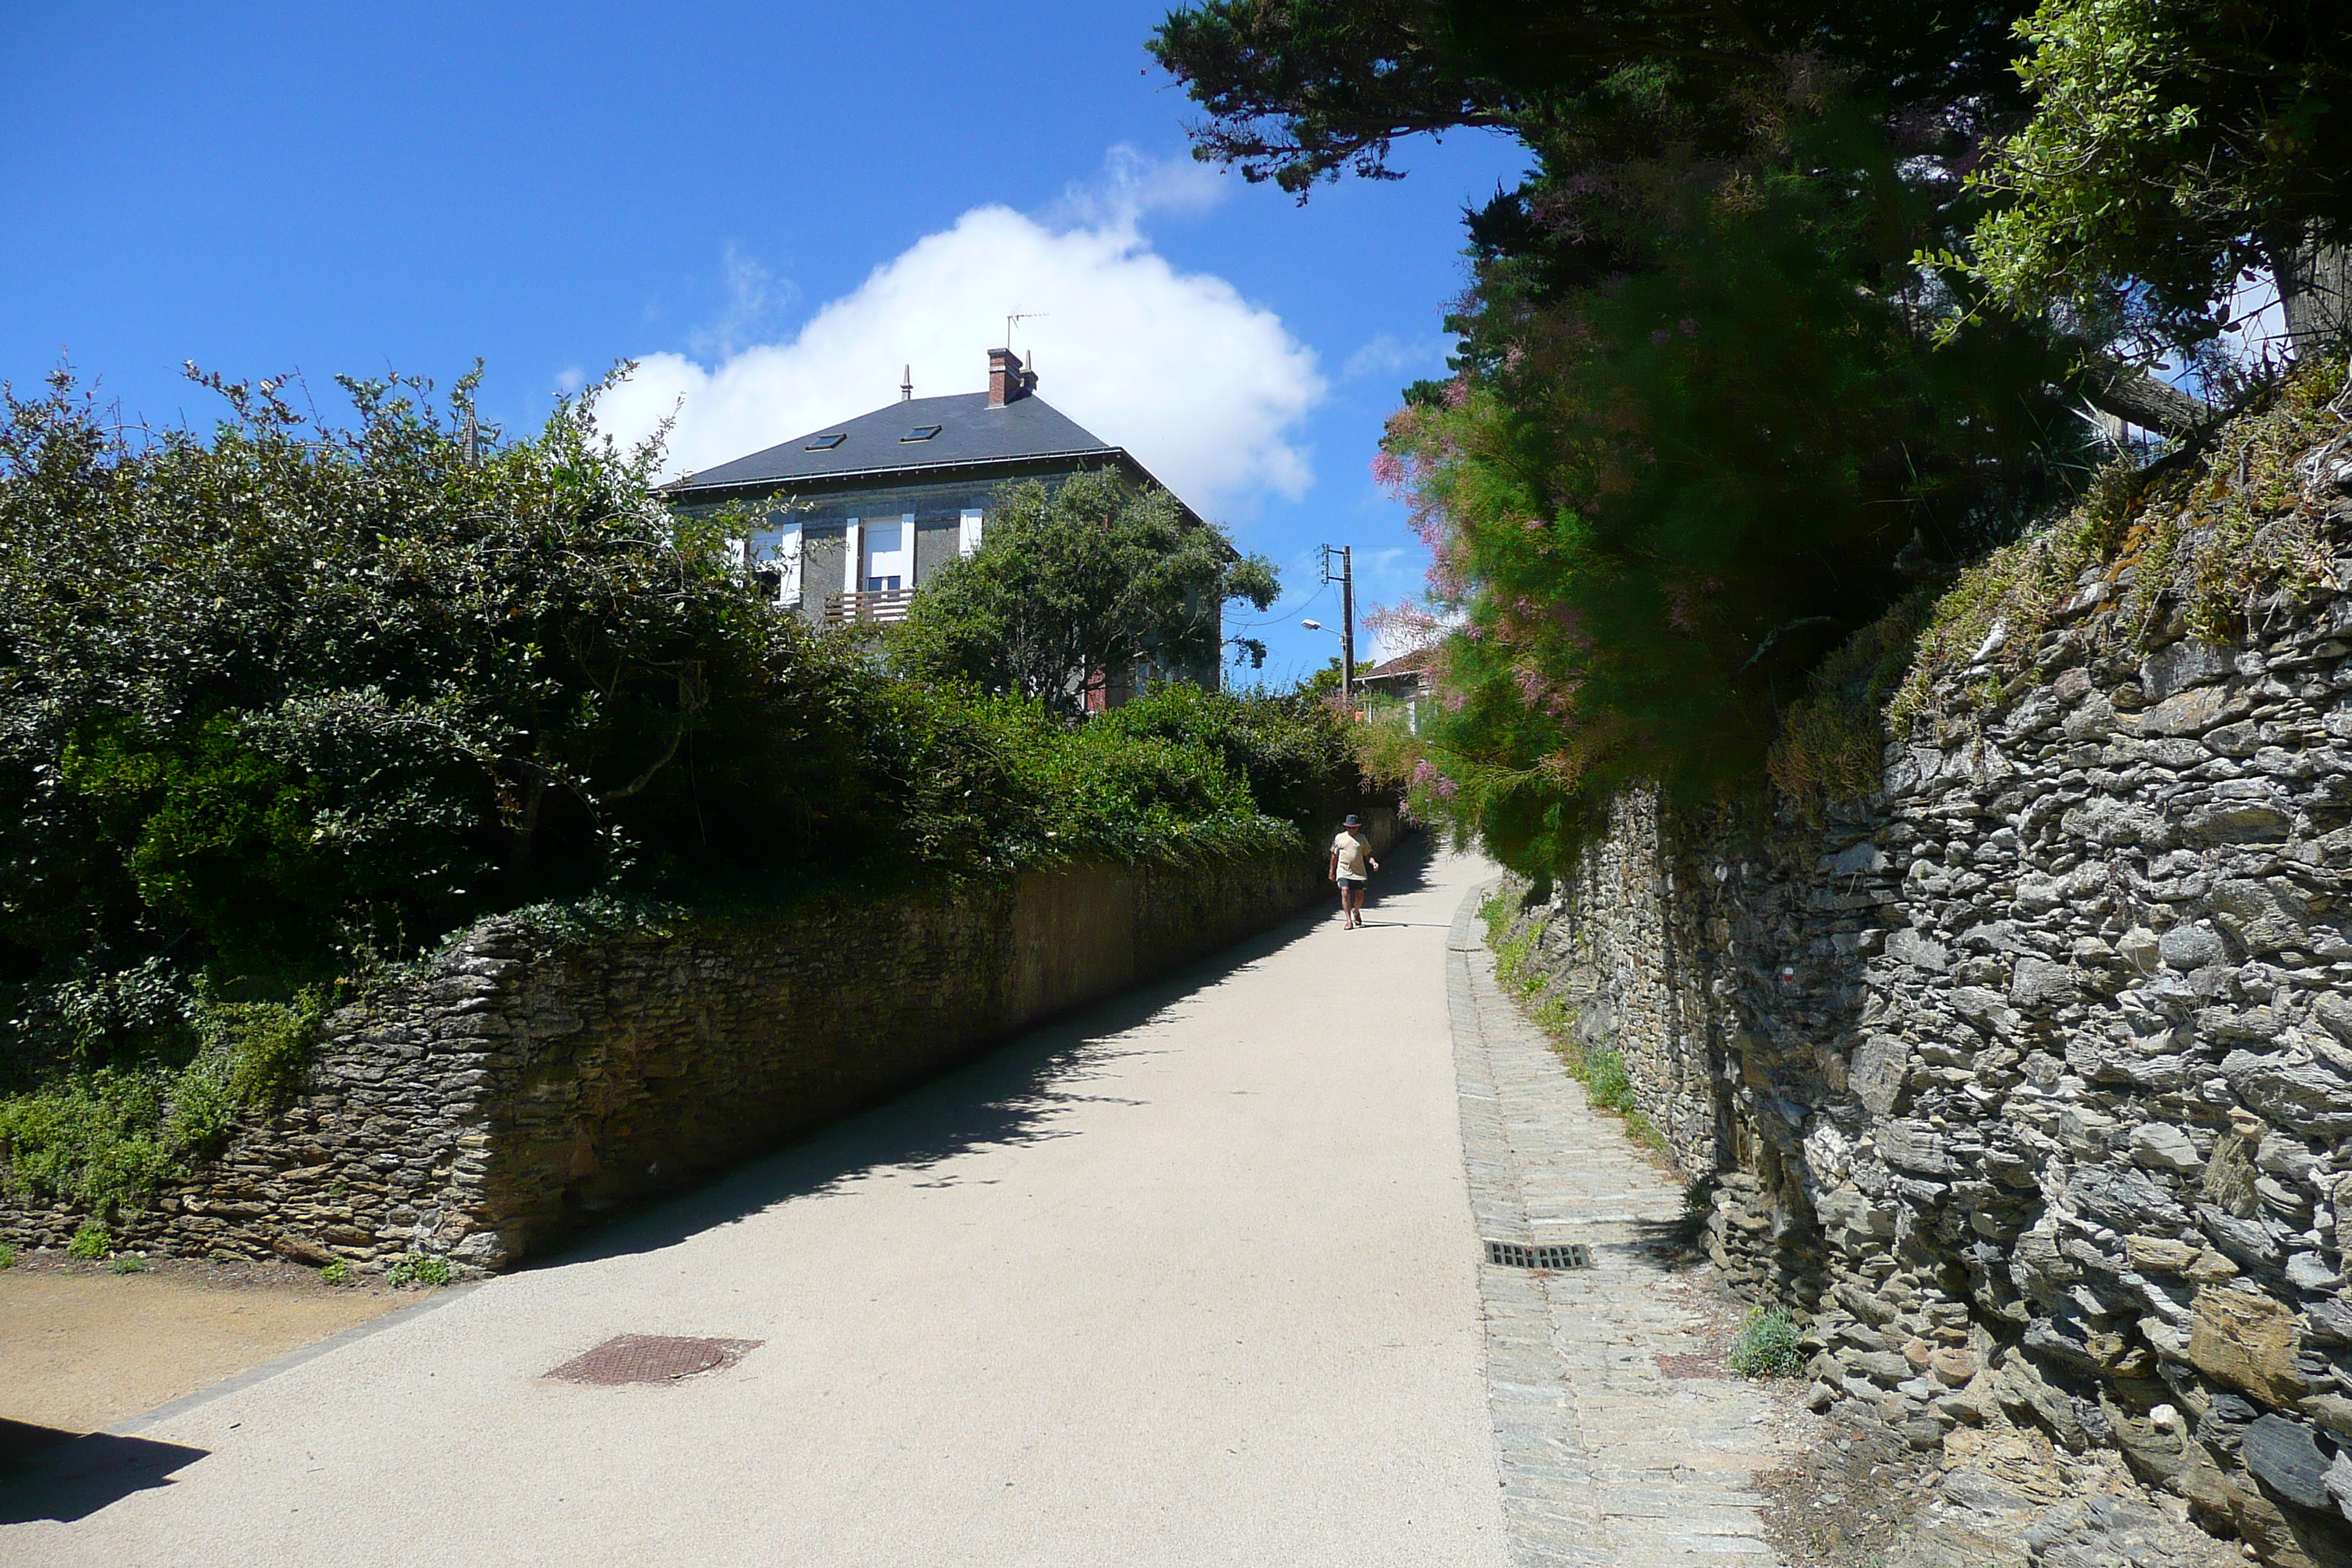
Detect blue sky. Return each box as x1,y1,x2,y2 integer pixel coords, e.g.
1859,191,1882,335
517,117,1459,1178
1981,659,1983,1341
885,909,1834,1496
2,2,1529,686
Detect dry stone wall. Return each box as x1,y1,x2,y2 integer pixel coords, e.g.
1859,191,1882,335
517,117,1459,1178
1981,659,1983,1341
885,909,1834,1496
1498,565,2352,1562
1,816,1392,1272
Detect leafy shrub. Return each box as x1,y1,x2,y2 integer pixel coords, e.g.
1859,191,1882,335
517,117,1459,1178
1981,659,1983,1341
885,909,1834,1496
318,1259,351,1286
385,1251,453,1288
0,985,325,1208
109,1253,146,1274
887,472,1278,717
0,366,912,1052
66,1221,108,1259
1726,1308,1806,1379
1088,683,1370,834
0,1075,175,1209
0,1243,16,1269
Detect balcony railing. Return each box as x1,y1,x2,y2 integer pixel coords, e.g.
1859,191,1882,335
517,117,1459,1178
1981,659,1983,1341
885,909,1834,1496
823,588,916,626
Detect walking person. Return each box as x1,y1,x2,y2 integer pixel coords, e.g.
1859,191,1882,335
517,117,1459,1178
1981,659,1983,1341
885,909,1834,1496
1328,813,1380,929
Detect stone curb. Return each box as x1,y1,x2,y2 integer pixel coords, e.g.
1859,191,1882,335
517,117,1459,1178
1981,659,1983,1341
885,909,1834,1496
1449,879,1787,1566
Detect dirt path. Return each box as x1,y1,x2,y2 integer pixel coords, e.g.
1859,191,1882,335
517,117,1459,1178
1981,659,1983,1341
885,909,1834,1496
0,1257,401,1457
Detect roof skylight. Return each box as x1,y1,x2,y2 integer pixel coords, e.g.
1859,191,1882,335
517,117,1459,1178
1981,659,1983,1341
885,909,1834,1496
901,424,943,442
804,433,847,451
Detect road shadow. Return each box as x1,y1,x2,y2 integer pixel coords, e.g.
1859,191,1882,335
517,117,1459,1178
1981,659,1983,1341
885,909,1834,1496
540,833,1439,1269
1618,1213,1711,1273
0,1426,209,1523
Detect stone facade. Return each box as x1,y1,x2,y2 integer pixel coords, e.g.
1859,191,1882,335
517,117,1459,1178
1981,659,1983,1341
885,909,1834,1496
1496,548,2352,1559
1,818,1392,1273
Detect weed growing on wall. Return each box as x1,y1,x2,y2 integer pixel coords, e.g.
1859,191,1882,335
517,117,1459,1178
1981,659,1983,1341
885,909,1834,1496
318,1259,350,1286
385,1252,453,1288
1888,360,2351,743
65,1221,108,1259
1727,1308,1806,1379
0,987,328,1208
1484,889,1672,1157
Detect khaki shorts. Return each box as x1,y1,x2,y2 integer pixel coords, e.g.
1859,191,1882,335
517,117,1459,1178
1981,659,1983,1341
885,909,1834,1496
1336,874,1367,886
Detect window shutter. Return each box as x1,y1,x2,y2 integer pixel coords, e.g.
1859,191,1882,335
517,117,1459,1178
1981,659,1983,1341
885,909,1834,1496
775,523,803,606
959,508,984,557
843,519,862,598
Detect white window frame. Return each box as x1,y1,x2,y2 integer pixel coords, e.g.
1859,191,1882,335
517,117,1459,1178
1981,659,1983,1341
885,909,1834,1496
959,508,985,557
842,518,862,598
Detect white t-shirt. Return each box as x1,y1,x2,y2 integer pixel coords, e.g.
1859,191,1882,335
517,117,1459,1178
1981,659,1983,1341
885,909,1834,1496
1332,831,1371,878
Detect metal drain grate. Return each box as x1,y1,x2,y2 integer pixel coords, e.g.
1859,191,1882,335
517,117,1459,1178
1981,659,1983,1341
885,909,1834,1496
1485,1239,1591,1270
545,1335,763,1385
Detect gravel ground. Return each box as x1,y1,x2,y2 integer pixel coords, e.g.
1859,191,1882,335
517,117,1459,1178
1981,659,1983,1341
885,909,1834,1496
1755,1403,1945,1567
1,1247,405,1451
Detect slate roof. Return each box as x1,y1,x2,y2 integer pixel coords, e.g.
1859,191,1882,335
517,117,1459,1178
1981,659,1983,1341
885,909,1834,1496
666,391,1122,498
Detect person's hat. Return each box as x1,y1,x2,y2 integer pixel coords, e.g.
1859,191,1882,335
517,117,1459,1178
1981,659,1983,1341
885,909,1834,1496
1343,813,1361,826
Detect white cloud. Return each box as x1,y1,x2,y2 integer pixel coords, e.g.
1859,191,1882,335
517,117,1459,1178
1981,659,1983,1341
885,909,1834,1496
690,241,798,359
1341,332,1444,382
592,151,1327,518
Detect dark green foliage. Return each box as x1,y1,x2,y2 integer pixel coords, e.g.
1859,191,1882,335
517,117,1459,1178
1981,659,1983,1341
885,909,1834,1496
1972,0,2352,358
888,471,1279,717
1382,127,2089,872
1765,592,1936,810
1087,681,1368,833
1154,1,2122,878
1148,1,2032,198
0,363,893,1029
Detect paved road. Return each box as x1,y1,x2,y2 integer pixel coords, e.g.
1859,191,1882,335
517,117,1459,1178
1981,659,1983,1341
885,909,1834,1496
5,848,1513,1568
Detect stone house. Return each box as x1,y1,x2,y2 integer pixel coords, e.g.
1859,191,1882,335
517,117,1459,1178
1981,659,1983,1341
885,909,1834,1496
663,348,1223,706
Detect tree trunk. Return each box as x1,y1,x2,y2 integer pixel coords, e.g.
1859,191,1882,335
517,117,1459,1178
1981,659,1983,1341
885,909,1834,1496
2076,357,2215,440
2273,225,2352,360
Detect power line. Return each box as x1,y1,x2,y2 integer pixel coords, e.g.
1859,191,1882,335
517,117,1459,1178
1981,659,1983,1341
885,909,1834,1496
1224,578,1333,636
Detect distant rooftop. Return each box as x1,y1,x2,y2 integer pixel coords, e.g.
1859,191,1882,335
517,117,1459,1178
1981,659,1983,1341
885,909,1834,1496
666,348,1126,500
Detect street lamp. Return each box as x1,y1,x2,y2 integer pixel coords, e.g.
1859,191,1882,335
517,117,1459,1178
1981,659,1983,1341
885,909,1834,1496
1300,620,1354,712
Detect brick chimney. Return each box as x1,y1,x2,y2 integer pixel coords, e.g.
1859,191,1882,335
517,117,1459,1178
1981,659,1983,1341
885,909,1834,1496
988,347,1033,407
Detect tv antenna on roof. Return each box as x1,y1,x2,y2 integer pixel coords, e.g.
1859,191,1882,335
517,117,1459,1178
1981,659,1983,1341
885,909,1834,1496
1005,312,1049,352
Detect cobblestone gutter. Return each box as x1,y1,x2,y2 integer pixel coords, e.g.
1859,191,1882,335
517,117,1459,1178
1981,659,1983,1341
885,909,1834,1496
1,821,1392,1273
1494,472,2352,1563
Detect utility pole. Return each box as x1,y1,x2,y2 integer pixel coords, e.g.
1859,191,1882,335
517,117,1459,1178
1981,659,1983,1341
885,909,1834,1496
1320,544,1355,711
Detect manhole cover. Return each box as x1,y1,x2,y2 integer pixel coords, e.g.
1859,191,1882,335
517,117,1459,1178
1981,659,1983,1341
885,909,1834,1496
1657,1352,1727,1379
545,1335,762,1385
1485,1240,1591,1270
